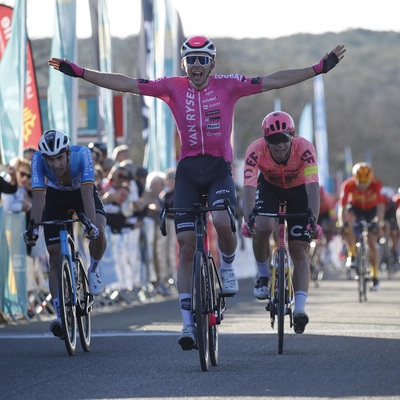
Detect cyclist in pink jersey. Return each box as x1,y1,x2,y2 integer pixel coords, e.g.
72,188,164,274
241,111,322,334
48,36,345,349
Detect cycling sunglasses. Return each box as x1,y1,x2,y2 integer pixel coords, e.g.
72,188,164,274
18,171,31,178
184,55,212,66
265,132,293,145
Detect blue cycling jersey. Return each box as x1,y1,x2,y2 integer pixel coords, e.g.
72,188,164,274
31,145,94,191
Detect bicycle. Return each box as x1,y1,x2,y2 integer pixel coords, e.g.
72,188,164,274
27,211,95,356
378,221,396,280
350,220,373,303
249,200,315,354
160,197,236,372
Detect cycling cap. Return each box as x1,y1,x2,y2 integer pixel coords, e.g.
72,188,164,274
352,162,374,185
38,129,70,157
262,111,295,137
180,36,216,58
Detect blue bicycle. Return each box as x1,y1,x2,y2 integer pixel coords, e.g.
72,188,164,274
27,211,94,356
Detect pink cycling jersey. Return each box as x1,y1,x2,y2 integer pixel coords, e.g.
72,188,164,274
137,75,263,162
243,136,319,188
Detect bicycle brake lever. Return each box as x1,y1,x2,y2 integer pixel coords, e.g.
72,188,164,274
223,198,236,233
160,206,168,236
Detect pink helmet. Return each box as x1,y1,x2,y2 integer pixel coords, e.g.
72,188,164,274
180,36,216,58
262,111,295,137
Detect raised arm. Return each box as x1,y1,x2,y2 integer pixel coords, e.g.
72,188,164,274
261,44,346,92
48,58,141,94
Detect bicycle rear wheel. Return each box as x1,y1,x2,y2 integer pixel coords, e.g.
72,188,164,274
208,256,218,367
58,255,77,356
277,248,285,354
76,253,92,352
193,251,209,371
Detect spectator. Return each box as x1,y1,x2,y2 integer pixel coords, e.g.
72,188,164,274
0,164,17,199
112,144,130,163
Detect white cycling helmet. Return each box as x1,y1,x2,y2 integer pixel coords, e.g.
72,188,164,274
38,129,70,156
180,36,216,58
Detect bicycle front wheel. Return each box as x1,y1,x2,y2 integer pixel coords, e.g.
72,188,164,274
356,243,368,303
208,256,218,367
193,251,209,372
277,248,286,354
59,255,77,356
76,253,92,352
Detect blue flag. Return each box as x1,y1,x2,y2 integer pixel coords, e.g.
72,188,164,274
313,75,329,188
139,0,182,171
0,0,27,164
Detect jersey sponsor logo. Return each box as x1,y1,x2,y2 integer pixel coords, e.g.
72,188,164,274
31,154,39,184
138,79,149,83
206,109,220,116
186,87,198,146
245,151,258,167
301,149,315,164
177,222,195,230
206,132,222,137
203,95,218,103
290,224,304,237
216,189,230,195
203,102,220,110
206,116,221,122
214,73,246,82
207,123,220,129
251,77,262,84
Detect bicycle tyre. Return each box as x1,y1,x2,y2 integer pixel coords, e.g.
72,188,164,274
58,255,77,356
76,254,92,352
356,242,367,302
277,248,285,354
208,256,219,367
193,251,209,371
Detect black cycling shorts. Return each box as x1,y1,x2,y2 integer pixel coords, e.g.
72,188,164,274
43,186,105,245
347,205,378,234
255,174,310,243
173,155,237,233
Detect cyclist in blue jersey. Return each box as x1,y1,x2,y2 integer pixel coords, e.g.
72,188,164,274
23,130,107,339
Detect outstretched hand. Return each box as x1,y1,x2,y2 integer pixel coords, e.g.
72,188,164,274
313,44,346,75
48,58,84,78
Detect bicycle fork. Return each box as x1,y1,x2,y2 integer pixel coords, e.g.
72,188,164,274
266,249,294,328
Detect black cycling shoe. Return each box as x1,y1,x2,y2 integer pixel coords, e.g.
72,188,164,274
293,312,309,334
50,320,64,340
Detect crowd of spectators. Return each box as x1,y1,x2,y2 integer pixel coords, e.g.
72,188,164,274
0,142,178,322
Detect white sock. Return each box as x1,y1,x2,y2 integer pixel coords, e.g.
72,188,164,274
179,293,194,327
256,260,271,278
294,291,308,314
220,252,235,271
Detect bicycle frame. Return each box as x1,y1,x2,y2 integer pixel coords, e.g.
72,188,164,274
352,220,371,302
28,211,93,355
